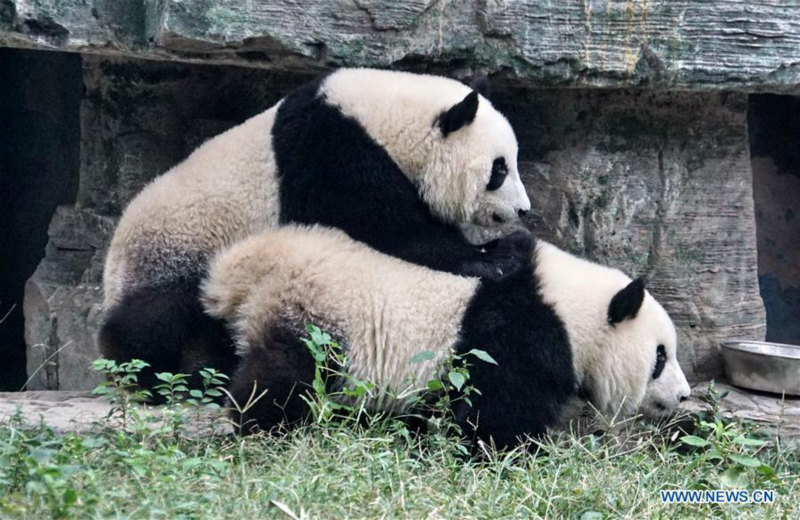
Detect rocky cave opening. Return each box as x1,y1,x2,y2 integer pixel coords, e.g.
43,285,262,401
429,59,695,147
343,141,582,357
749,94,800,345
0,49,81,391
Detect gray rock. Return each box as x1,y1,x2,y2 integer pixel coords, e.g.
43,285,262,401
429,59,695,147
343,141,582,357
2,386,798,447
498,87,766,381
77,54,309,215
23,206,115,391
2,1,800,92
0,391,114,433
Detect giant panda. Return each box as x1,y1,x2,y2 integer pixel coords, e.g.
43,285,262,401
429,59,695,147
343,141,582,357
202,225,692,448
99,69,532,386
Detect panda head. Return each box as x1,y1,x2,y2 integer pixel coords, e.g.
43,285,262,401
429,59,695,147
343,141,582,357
320,70,531,244
429,78,531,243
587,278,691,419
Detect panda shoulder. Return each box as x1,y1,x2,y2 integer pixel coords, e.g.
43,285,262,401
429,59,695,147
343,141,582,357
534,239,634,297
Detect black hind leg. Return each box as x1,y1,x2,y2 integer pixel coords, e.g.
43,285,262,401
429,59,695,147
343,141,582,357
228,339,315,435
99,281,236,396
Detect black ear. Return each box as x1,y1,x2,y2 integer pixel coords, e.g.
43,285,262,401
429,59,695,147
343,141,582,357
608,278,645,325
438,90,479,137
469,76,491,99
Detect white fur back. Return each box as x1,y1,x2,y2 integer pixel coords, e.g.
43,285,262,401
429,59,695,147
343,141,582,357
203,225,479,410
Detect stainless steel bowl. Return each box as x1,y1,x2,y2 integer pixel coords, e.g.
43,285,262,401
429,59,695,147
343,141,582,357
721,340,800,396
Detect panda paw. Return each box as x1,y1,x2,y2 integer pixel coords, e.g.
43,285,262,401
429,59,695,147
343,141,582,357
463,230,533,280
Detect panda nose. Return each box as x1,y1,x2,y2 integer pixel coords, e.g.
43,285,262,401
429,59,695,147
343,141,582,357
518,209,528,218
679,395,688,403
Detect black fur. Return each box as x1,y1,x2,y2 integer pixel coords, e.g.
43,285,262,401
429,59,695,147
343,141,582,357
652,344,666,379
486,157,508,191
451,245,575,449
608,277,645,325
228,336,316,434
437,91,480,136
273,79,528,280
99,279,236,397
230,238,576,449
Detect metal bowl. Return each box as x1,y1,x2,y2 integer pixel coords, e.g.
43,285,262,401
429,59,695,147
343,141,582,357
721,340,800,396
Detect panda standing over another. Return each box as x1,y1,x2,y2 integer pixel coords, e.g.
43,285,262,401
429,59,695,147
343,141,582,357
99,69,532,386
202,225,692,448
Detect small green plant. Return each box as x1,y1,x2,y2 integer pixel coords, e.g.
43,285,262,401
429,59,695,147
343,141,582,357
153,372,191,439
153,371,190,405
187,368,229,411
407,348,497,452
679,381,781,489
409,348,496,405
0,408,30,491
90,358,151,429
299,324,376,425
153,369,231,437
92,359,230,438
298,323,497,454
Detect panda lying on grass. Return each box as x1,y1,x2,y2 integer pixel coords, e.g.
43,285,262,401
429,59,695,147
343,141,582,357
202,225,691,449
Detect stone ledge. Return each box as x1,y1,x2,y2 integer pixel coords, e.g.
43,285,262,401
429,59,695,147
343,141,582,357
2,1,800,92
685,382,800,446
0,391,230,434
2,384,798,445
0,391,120,433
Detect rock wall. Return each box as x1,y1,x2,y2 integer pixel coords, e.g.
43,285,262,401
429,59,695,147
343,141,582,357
24,207,114,391
18,55,767,389
497,87,765,379
3,2,800,92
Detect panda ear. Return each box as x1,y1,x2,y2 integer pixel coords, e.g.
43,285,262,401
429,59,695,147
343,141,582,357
608,278,645,326
469,76,491,100
438,91,480,137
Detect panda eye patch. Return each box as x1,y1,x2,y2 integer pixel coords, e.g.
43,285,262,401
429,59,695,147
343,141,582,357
652,344,667,379
487,157,508,191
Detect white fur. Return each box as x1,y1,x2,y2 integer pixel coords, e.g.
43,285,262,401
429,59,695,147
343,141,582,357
323,69,530,242
202,225,479,412
204,226,691,421
535,242,691,418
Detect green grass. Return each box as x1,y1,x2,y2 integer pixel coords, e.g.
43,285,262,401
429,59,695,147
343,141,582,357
3,352,797,518
1,407,798,519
